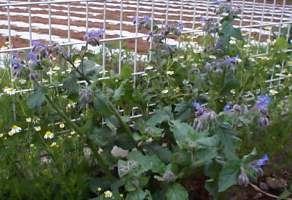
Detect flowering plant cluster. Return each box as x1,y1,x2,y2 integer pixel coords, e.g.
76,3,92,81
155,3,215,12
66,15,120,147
0,2,291,200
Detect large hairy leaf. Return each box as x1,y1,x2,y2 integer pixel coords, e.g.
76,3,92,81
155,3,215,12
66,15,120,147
166,183,189,200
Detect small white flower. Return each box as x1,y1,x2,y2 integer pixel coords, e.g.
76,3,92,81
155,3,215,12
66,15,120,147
269,89,278,96
209,55,216,60
46,69,55,76
26,117,32,123
74,59,81,66
34,126,41,132
50,142,58,147
161,89,169,94
53,66,60,71
70,131,76,135
229,40,236,45
8,125,22,136
243,44,251,48
44,131,54,140
145,66,154,71
66,102,76,109
66,68,72,73
3,87,16,96
166,71,174,75
104,190,113,198
19,79,27,85
59,123,65,129
98,148,104,154
0,133,4,138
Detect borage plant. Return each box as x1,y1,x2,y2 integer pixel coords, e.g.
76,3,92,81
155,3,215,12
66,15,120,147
0,1,291,200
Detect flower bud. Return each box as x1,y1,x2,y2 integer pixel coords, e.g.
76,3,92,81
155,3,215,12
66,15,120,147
238,170,250,187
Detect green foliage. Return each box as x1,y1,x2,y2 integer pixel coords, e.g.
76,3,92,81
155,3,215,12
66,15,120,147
0,6,291,200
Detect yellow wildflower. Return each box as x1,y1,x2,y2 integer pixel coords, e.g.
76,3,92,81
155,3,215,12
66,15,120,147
44,131,54,140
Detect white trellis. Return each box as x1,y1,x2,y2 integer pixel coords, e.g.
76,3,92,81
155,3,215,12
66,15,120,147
0,0,291,115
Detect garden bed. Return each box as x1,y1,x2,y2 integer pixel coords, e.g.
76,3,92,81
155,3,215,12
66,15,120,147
0,1,291,200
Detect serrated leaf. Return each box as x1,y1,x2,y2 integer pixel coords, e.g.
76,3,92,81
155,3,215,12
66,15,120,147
126,189,152,200
166,183,189,200
169,120,200,149
146,107,172,127
63,75,79,94
218,160,241,192
128,151,165,174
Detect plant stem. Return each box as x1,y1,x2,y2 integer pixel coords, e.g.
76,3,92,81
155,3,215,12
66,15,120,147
61,54,91,85
37,85,114,180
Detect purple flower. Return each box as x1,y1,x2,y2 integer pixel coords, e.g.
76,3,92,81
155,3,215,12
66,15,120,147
252,154,269,169
192,101,206,116
84,29,105,46
132,16,139,25
255,95,271,111
259,116,269,127
32,40,46,50
12,53,24,71
31,40,48,60
177,22,184,32
143,15,151,24
28,51,37,61
226,55,239,64
29,72,38,80
224,103,233,112
200,16,207,25
215,40,223,50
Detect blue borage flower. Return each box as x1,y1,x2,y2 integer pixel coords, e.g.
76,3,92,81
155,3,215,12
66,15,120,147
259,116,269,127
12,52,25,77
177,21,184,32
252,154,269,169
226,55,240,64
249,154,269,177
143,15,151,24
28,40,48,66
84,29,105,46
32,40,46,52
12,53,24,71
132,15,151,25
192,101,205,116
223,103,233,112
192,101,217,131
200,16,207,25
255,95,271,111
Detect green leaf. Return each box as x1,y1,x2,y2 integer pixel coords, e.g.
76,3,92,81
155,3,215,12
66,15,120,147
146,107,172,127
216,124,240,160
94,94,113,117
88,127,115,147
121,64,133,79
63,74,80,94
166,183,189,200
128,151,165,174
126,189,152,200
221,20,242,40
113,81,127,102
169,120,199,149
218,160,241,192
78,59,101,77
27,87,46,109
